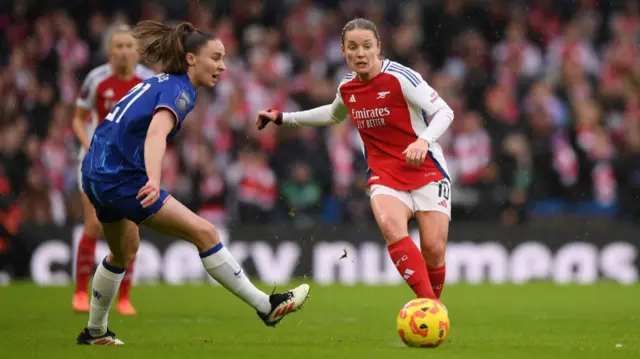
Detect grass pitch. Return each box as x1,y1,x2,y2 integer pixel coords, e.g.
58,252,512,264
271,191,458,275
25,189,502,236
0,282,638,358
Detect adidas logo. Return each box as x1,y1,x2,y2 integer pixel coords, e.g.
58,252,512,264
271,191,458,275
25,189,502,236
349,94,356,103
403,269,414,280
437,200,447,208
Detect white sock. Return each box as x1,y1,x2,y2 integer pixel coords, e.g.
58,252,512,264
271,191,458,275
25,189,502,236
200,243,271,314
87,257,125,337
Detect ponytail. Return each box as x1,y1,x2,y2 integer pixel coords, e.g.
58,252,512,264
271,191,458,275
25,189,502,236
133,21,215,74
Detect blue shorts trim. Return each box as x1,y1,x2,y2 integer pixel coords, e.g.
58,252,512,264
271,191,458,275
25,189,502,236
82,175,170,224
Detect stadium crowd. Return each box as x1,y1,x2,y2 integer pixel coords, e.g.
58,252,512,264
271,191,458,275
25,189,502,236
0,0,639,237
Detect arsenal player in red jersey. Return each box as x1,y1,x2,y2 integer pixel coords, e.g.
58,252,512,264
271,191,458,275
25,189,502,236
257,18,454,302
71,25,154,314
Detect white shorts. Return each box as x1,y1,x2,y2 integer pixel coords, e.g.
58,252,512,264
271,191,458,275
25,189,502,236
369,179,452,219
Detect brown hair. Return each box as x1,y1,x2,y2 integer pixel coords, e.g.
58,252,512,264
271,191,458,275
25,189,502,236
133,21,216,73
341,18,381,45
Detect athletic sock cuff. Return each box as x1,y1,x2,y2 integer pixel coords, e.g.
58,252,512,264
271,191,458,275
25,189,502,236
199,242,224,258
102,257,126,274
200,245,231,269
387,236,412,249
98,258,126,282
428,264,446,272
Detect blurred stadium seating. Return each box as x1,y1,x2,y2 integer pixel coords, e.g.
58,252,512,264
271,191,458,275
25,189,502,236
1,0,639,235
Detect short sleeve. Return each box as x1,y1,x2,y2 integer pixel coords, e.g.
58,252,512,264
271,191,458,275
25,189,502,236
386,62,451,116
76,74,97,110
154,85,194,126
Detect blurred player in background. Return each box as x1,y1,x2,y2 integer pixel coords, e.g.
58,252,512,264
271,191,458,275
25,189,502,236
257,18,453,302
71,25,155,315
76,20,309,345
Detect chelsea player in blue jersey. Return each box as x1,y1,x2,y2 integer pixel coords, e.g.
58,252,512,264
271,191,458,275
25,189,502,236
76,20,310,345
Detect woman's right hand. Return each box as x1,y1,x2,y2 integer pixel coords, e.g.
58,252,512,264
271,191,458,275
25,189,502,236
137,179,161,208
255,108,282,130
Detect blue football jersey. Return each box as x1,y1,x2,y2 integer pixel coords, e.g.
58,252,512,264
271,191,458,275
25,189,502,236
82,72,196,184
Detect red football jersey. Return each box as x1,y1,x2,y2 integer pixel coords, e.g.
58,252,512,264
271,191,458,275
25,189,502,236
335,60,451,191
76,63,155,136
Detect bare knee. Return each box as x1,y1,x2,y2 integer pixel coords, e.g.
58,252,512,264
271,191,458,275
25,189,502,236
192,221,221,252
416,211,449,267
377,213,409,245
421,235,447,268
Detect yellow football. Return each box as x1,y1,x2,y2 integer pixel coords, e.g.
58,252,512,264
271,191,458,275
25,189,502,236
396,298,450,348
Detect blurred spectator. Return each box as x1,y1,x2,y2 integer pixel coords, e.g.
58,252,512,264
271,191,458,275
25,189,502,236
497,133,533,226
271,126,333,196
342,175,374,227
191,144,229,227
55,13,89,103
24,82,56,139
226,142,277,223
1,0,640,228
0,119,29,197
280,160,322,228
614,124,640,221
546,20,599,77
482,85,520,150
527,0,564,47
0,159,21,278
85,13,109,69
453,112,494,186
492,21,543,89
22,165,55,225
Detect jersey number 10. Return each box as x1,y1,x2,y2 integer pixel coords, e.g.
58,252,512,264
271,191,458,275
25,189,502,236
438,180,450,200
105,82,152,123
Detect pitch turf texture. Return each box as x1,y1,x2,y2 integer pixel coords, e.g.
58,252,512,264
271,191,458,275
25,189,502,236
1,282,638,358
